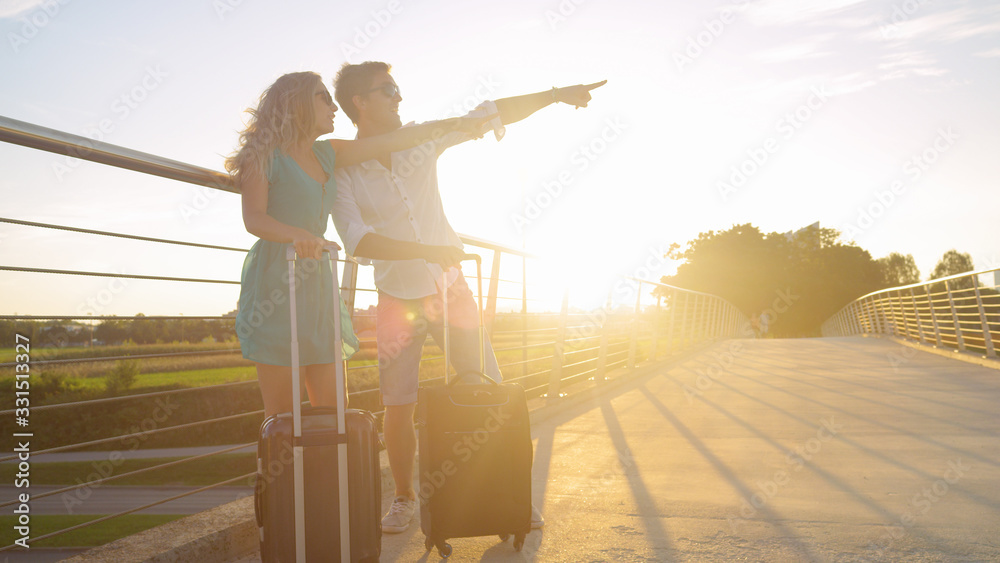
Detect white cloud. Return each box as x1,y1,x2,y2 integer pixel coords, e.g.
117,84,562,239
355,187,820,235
0,0,48,18
741,0,869,26
877,6,1000,43
751,33,836,63
973,47,1000,58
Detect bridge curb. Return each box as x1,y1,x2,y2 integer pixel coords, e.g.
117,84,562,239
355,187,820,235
865,334,1000,371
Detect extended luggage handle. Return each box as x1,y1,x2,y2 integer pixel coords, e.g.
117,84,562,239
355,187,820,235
285,241,350,563
442,253,492,386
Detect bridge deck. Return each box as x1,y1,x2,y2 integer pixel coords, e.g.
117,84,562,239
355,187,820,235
243,336,1000,561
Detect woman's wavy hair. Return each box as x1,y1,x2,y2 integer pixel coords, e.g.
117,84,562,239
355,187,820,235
225,72,322,187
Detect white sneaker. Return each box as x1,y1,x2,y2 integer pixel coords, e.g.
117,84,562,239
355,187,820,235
531,503,545,529
382,495,416,533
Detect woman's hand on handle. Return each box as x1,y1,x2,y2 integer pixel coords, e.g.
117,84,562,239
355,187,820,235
291,231,333,260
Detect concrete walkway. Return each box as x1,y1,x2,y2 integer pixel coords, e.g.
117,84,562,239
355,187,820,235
365,336,1000,561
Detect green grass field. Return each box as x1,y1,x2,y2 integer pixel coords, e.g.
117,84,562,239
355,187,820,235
0,454,256,488
0,514,184,548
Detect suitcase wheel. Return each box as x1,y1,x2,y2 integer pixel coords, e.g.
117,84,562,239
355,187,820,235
438,542,452,558
424,536,453,558
514,533,526,552
499,534,510,542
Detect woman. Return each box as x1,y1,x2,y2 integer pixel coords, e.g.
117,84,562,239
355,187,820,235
226,71,489,416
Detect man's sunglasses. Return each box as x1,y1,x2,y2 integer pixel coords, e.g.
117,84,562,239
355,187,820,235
364,83,401,98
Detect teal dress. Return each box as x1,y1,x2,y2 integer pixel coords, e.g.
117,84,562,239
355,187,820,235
236,140,359,366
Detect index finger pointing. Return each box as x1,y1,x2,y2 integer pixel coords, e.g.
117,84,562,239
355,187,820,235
584,80,608,91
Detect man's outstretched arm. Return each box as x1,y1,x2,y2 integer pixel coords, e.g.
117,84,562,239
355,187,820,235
494,80,607,126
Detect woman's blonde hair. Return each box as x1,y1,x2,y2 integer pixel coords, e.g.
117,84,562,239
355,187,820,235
225,71,323,187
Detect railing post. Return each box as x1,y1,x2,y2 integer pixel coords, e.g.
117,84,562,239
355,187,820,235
485,250,502,335
973,277,997,358
595,291,611,382
946,280,966,352
547,289,570,400
696,294,705,342
521,255,528,379
875,296,886,334
650,294,661,361
341,258,359,322
888,292,899,337
909,288,925,344
628,282,641,369
902,291,911,338
713,298,721,337
682,292,691,350
666,289,676,356
927,285,943,347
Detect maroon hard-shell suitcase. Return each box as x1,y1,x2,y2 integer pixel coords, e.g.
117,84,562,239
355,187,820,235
254,245,381,562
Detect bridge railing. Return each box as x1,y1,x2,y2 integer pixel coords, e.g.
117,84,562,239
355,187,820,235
0,115,749,552
821,268,999,360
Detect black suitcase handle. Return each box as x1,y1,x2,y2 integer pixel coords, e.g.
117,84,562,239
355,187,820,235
448,371,500,386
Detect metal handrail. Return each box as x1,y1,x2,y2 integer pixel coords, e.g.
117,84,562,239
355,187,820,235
821,268,998,360
0,116,236,192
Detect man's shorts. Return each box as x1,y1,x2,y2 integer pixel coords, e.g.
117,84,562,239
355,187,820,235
376,274,502,406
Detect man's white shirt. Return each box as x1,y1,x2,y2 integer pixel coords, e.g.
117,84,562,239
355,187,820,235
332,101,501,299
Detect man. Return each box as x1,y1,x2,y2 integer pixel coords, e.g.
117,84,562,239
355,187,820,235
332,61,604,534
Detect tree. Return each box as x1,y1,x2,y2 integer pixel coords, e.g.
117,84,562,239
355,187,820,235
95,320,129,345
658,223,884,337
929,249,974,280
929,249,976,292
877,253,920,288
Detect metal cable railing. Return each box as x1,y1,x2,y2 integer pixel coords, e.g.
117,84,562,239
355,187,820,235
0,114,750,552
821,268,999,360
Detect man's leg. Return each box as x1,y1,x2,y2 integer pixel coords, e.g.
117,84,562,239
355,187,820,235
376,291,426,532
383,402,417,499
430,274,502,382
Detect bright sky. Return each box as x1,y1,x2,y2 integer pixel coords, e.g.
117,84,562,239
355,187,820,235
1,0,999,317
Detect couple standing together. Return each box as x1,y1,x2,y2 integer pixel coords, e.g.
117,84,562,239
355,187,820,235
226,62,605,534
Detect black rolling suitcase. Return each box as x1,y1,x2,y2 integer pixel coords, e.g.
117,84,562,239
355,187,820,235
254,244,381,562
417,254,533,558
